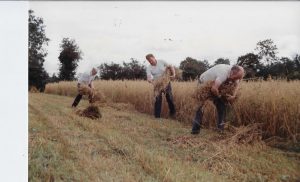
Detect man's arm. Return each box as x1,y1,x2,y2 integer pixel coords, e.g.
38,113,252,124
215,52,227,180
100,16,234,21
89,82,94,89
162,60,175,79
226,80,240,101
211,79,222,97
167,65,176,79
146,67,153,83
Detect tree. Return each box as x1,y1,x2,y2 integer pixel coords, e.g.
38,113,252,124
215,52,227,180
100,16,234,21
214,58,230,66
291,54,300,80
121,58,146,80
98,62,123,80
237,53,260,78
179,57,210,81
255,39,278,65
255,55,300,80
293,54,300,70
28,9,50,91
58,38,82,81
98,59,147,80
48,73,59,83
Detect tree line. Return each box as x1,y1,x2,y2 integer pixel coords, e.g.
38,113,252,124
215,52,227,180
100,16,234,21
29,10,300,91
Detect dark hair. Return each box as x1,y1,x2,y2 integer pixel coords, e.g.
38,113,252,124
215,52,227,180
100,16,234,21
145,54,155,60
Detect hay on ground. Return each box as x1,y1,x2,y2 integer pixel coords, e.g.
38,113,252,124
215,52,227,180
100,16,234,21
225,123,262,144
76,105,102,119
30,86,39,93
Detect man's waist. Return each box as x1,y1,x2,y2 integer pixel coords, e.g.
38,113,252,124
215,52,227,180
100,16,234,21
77,83,91,87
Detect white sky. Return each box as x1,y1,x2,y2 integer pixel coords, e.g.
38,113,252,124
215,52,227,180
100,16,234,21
30,1,300,75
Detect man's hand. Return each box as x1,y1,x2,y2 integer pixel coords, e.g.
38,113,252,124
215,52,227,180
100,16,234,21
226,94,236,102
88,83,94,89
170,74,176,80
148,79,153,84
211,80,221,97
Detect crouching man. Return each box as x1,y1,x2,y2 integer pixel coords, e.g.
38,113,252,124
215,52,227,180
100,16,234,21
146,54,176,118
71,68,98,108
191,64,244,134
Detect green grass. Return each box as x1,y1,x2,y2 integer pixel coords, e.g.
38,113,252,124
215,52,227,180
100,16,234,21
29,93,300,182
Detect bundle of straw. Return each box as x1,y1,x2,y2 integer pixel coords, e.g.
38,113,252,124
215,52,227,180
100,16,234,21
219,81,240,103
78,85,93,96
76,104,102,119
153,67,172,97
78,85,106,104
90,90,106,104
193,81,215,107
193,80,240,107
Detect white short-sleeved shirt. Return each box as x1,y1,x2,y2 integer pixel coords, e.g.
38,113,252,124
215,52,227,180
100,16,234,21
146,59,169,80
199,64,233,84
78,71,96,85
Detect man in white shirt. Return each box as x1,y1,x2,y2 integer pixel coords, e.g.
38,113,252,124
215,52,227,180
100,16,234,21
191,64,245,134
146,54,176,118
71,68,98,107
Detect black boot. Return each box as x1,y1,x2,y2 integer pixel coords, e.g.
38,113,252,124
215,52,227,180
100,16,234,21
191,107,203,134
72,94,82,107
191,121,201,134
154,93,162,118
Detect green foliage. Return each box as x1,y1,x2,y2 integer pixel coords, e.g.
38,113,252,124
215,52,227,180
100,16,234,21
213,58,230,66
58,38,82,81
98,58,146,80
237,53,260,78
255,39,278,65
179,57,210,81
28,9,50,91
48,73,59,83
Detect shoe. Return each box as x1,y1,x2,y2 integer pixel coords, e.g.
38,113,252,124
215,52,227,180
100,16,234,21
191,130,200,135
191,121,201,135
169,113,176,119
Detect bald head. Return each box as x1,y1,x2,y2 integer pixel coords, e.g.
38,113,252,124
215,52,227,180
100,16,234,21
91,67,98,76
229,65,244,81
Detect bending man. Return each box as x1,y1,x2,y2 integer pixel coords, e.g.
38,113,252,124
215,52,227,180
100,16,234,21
71,68,98,107
191,64,244,134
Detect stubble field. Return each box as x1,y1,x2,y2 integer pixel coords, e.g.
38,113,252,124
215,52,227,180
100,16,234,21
29,80,300,181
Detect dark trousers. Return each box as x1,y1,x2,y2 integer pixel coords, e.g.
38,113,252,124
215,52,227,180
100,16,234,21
191,97,226,132
154,83,176,118
71,84,91,107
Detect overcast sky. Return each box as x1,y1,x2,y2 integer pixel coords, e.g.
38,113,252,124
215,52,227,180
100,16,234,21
30,1,300,75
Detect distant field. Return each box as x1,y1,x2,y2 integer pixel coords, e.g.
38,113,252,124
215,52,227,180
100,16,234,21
45,80,300,140
29,93,300,181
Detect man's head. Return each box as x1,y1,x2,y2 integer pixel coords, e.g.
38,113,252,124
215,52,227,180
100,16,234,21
91,68,98,76
228,65,245,81
146,54,157,66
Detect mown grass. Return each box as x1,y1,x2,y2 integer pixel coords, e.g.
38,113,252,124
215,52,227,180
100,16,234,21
44,80,300,140
29,93,300,181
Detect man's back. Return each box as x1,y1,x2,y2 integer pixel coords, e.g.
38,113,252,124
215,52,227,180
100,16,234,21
199,64,232,84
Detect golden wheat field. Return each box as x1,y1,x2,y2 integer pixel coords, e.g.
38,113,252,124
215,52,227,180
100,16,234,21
29,93,300,181
45,80,300,141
